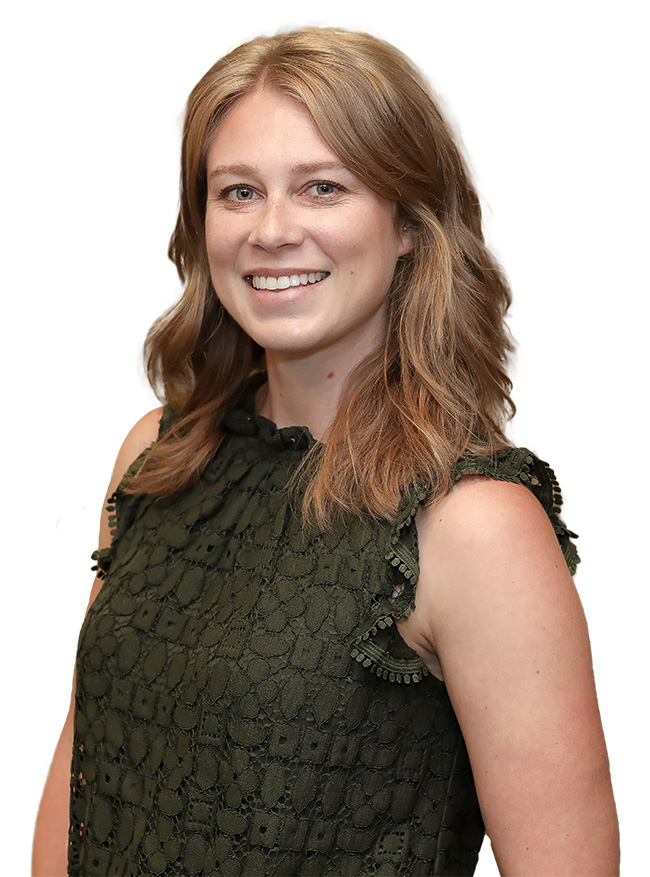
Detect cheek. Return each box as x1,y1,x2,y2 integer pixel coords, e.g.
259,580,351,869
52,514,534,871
355,208,401,259
205,218,218,261
206,223,237,273
315,219,375,271
313,217,348,252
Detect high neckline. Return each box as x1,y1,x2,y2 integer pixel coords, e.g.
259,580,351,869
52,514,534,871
223,378,316,451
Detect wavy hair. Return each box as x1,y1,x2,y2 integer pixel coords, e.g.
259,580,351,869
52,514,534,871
127,26,515,524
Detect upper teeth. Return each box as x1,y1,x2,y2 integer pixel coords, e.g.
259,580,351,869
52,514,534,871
251,272,327,290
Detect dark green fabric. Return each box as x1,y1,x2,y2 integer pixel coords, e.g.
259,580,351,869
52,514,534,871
70,395,578,876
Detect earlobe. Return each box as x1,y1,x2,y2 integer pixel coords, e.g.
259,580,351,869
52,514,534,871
398,221,415,256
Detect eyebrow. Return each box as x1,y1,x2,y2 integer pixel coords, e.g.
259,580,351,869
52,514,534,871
207,162,351,183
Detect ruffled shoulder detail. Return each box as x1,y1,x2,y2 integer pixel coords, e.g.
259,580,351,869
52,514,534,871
350,447,580,685
91,407,171,579
350,482,432,685
451,447,580,576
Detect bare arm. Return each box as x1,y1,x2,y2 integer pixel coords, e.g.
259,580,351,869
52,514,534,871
32,407,163,876
400,476,619,875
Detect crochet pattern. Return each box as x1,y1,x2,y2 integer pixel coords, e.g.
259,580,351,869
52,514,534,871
72,394,578,876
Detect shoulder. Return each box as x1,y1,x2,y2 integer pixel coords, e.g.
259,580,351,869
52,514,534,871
92,406,164,592
418,474,562,574
402,474,579,667
120,406,165,456
105,406,164,499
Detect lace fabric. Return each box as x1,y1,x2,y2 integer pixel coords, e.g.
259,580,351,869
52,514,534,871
350,447,580,684
76,399,578,876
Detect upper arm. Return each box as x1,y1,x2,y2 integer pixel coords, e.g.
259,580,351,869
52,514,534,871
403,477,618,875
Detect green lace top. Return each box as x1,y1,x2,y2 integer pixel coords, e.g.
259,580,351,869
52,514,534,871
69,394,579,876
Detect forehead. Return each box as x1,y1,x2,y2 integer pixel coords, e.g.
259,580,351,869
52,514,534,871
206,87,340,171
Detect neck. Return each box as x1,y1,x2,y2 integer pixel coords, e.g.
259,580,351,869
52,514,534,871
257,347,367,440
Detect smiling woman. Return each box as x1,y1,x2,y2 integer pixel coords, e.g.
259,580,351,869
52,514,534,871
204,88,412,383
33,26,618,877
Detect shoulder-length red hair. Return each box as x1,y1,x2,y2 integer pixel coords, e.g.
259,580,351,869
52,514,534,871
127,27,514,524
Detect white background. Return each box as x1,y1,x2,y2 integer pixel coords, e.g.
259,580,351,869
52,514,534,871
2,1,647,873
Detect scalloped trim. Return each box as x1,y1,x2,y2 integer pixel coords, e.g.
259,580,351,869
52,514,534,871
451,447,536,489
89,492,118,579
452,447,579,575
350,482,430,684
350,614,429,683
88,439,154,580
350,447,581,685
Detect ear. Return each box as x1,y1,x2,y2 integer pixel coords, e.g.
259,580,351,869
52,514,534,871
397,221,415,257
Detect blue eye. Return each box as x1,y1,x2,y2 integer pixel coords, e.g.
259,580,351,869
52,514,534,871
309,181,341,197
221,185,259,202
231,187,255,201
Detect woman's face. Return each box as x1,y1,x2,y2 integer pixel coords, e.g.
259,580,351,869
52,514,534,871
205,87,412,362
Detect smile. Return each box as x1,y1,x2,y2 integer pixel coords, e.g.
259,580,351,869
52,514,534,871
248,272,329,290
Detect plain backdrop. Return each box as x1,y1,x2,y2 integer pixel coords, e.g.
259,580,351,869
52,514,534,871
2,1,647,873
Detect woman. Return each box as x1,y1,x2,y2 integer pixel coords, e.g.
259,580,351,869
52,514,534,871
33,27,618,876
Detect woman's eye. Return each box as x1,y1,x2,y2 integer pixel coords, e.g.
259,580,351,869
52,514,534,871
308,181,341,197
224,186,258,202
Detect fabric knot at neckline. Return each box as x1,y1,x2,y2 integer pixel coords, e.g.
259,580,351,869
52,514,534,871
222,375,316,451
223,405,315,451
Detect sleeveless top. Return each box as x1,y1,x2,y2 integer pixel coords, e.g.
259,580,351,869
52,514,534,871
69,395,579,876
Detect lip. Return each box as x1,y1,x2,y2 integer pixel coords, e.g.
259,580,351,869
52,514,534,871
245,268,329,277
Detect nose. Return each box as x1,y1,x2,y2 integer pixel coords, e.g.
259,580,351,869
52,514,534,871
247,196,304,250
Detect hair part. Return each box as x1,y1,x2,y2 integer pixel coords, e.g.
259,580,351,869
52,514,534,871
127,26,515,524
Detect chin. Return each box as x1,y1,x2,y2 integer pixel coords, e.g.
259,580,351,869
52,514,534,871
246,326,325,357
